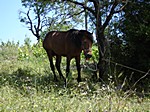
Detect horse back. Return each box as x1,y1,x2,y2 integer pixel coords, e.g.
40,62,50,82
43,31,81,56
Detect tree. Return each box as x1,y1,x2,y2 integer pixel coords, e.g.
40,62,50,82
20,0,85,40
21,0,128,80
19,0,53,40
60,0,128,80
111,0,150,76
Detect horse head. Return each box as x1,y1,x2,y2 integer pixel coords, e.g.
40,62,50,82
79,30,93,60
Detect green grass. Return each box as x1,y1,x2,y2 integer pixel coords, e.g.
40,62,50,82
0,42,150,112
0,84,150,112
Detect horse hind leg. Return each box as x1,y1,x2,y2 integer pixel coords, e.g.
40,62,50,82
46,50,58,81
55,56,65,81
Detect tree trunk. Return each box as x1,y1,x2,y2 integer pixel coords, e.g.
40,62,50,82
84,0,88,30
95,1,105,81
96,27,105,81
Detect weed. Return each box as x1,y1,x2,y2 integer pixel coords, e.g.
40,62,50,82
0,41,150,112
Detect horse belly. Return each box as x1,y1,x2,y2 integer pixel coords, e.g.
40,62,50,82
52,42,81,57
51,35,67,55
52,44,66,56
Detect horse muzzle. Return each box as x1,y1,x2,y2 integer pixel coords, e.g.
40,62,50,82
85,53,92,60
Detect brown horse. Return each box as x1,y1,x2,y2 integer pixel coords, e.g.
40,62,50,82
43,29,93,82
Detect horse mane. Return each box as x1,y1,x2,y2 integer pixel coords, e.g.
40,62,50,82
79,30,93,43
67,29,93,48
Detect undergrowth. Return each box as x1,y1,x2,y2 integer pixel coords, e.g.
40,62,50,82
0,41,149,112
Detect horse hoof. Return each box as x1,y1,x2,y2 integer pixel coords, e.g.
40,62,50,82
77,78,81,83
54,78,58,82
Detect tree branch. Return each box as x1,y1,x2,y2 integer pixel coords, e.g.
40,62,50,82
35,6,42,40
62,0,96,17
67,10,85,18
102,0,118,30
27,10,36,37
114,1,128,13
37,8,41,32
27,8,41,40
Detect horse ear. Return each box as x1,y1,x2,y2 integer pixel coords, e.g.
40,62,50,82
78,30,85,38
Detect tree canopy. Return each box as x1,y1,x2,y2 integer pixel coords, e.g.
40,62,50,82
19,0,150,82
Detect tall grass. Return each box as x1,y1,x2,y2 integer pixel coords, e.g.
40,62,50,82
0,41,150,112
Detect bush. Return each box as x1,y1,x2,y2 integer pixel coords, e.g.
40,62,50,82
0,40,149,112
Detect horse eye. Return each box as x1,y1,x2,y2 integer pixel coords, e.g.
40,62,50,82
83,42,87,46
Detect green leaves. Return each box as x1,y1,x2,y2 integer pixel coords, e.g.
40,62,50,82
0,39,150,112
18,39,46,61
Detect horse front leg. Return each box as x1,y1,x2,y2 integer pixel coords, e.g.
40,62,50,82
75,56,81,82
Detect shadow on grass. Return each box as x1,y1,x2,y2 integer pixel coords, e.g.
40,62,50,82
0,68,65,93
0,67,99,96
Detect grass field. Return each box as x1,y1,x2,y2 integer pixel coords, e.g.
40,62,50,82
0,42,150,112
